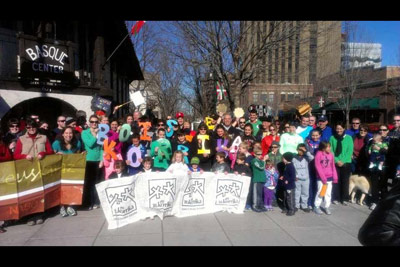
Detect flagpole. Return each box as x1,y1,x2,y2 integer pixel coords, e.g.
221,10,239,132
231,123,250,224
102,32,130,70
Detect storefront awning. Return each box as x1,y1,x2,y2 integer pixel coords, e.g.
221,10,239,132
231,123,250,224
317,97,380,111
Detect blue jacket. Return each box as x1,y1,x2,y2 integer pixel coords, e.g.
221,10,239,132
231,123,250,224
283,163,296,190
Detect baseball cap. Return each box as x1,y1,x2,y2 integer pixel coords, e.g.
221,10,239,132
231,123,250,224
176,112,184,119
190,157,200,165
318,115,328,122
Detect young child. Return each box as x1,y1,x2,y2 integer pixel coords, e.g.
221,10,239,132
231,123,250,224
293,143,314,213
314,141,338,215
140,157,153,173
368,133,388,171
211,152,230,174
250,148,268,212
126,133,147,175
281,152,296,216
264,159,279,211
171,130,191,164
305,129,321,210
189,157,204,173
233,153,252,177
166,151,190,173
109,160,128,179
238,142,254,166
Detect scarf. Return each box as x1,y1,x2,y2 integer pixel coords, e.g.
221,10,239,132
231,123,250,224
334,133,345,157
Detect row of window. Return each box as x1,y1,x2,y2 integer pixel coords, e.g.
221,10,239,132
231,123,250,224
252,92,302,103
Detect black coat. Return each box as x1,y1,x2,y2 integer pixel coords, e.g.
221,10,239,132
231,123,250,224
358,181,400,246
109,169,129,179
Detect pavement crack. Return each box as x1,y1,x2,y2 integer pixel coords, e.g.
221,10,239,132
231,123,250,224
214,212,234,246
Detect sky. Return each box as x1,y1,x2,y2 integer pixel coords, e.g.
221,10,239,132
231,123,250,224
350,21,400,66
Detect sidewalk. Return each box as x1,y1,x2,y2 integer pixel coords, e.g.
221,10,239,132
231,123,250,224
0,203,371,246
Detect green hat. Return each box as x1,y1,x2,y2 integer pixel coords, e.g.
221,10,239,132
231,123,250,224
190,157,200,165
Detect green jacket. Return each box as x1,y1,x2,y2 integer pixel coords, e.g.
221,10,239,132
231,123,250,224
251,157,266,183
329,134,353,164
150,138,172,170
81,128,103,162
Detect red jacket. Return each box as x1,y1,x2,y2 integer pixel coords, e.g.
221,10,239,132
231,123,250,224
0,143,13,162
261,135,280,157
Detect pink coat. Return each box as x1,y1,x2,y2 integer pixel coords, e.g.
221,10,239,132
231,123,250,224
314,150,338,184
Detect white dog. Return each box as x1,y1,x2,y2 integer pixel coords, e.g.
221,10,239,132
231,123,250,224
349,174,370,206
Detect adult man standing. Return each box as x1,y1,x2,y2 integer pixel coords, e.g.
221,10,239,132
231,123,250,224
52,115,66,141
236,117,246,136
309,115,333,143
386,114,400,193
279,122,303,155
296,115,313,141
247,109,262,137
215,113,240,140
345,117,361,137
309,116,317,129
255,116,272,142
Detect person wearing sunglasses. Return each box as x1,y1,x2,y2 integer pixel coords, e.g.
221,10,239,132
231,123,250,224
345,117,362,137
352,125,370,176
190,123,215,171
4,118,22,154
261,125,280,157
52,115,66,141
81,115,104,210
235,117,247,135
14,118,54,226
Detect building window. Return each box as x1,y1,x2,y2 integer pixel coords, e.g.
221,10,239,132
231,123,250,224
268,93,274,103
281,92,286,102
287,93,294,101
253,92,259,103
261,92,268,103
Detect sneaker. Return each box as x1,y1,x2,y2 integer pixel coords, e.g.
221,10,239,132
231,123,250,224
244,205,252,212
342,201,349,206
294,207,299,212
0,227,6,233
378,164,383,171
302,207,311,213
93,204,100,209
370,203,377,210
325,207,332,215
286,211,295,216
67,207,77,216
88,206,93,211
281,209,288,213
60,206,68,217
27,220,36,226
252,207,263,213
332,200,340,205
314,207,323,215
369,162,375,169
36,218,44,225
260,206,268,212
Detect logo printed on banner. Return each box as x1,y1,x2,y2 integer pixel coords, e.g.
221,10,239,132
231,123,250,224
105,183,137,218
215,180,243,206
149,179,176,211
182,178,205,207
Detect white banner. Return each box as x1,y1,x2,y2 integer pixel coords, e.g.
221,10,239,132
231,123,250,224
96,171,251,229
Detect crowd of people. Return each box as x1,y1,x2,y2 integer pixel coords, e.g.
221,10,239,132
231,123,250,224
1,106,400,233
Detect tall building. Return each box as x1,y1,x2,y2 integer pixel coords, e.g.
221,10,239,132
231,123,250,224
239,21,342,116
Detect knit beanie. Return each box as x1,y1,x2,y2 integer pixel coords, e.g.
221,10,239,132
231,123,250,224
282,152,294,162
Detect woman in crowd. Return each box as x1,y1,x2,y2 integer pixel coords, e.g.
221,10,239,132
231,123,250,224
81,115,104,210
261,124,280,157
52,127,82,217
213,125,231,162
190,123,215,171
329,122,353,206
352,124,370,175
14,118,54,225
241,123,256,153
4,118,22,154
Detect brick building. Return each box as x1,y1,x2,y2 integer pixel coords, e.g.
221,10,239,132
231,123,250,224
239,21,342,116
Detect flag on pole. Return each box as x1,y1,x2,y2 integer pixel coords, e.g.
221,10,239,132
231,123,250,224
216,81,227,101
130,21,146,35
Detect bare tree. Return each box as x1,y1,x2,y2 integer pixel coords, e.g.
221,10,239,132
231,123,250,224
164,21,311,112
336,21,376,127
